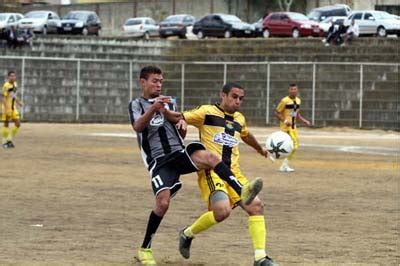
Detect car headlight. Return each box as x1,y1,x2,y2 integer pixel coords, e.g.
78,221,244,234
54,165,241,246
75,21,83,27
301,24,312,29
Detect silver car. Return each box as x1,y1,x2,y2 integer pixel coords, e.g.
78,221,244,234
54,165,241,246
18,10,60,35
346,10,400,37
123,17,159,39
0,13,24,32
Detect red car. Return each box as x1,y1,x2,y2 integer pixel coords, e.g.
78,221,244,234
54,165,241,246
262,12,321,38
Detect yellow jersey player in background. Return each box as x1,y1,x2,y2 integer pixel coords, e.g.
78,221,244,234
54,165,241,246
274,83,310,172
175,82,276,266
2,70,23,149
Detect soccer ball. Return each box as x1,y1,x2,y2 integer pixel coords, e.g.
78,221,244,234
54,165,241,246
265,131,294,159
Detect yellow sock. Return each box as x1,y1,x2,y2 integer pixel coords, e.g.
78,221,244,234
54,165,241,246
2,127,9,144
184,211,217,237
288,148,297,161
10,126,19,139
248,215,266,260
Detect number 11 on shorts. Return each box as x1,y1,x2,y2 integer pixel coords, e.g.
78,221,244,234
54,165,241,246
152,175,164,188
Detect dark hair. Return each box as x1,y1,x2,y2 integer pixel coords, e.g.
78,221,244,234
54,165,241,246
288,83,297,88
140,65,162,80
222,82,244,94
8,70,16,76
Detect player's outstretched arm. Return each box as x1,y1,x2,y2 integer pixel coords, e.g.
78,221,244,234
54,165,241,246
241,132,268,158
162,109,183,123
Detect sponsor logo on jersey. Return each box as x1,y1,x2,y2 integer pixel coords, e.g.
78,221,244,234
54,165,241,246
213,132,238,147
150,114,164,126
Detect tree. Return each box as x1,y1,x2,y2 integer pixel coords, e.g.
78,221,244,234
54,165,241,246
277,0,294,12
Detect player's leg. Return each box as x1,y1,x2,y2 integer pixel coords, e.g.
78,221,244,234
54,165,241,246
240,197,275,266
189,148,262,205
280,129,298,172
179,171,231,259
1,109,10,148
8,115,21,148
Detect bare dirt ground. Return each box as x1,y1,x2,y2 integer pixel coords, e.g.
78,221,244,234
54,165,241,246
0,123,399,266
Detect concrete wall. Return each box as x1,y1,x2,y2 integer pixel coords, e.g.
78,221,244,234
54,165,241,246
0,37,399,129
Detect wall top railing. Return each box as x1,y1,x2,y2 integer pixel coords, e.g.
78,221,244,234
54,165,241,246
0,55,399,66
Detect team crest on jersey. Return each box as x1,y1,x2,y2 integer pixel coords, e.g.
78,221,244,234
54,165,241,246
213,132,238,147
150,114,164,126
226,121,234,130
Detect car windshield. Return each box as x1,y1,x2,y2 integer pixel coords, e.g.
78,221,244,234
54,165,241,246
64,12,87,20
289,13,309,20
0,14,8,21
164,16,184,23
373,12,394,19
220,15,241,23
307,10,321,21
25,12,47,19
125,19,142,26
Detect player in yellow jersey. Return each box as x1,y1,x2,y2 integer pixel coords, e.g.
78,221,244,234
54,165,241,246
2,70,23,149
274,83,310,172
165,82,275,266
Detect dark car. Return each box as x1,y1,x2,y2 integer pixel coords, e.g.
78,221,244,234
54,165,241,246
307,4,351,22
192,13,255,39
262,12,321,38
58,11,101,36
159,14,195,38
252,18,263,37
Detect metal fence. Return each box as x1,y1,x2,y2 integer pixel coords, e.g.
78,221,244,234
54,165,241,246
0,55,399,129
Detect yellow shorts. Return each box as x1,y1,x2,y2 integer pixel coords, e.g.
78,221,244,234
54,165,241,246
1,106,20,121
198,169,249,209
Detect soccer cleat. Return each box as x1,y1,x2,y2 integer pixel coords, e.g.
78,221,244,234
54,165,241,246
254,255,276,266
137,248,156,265
179,227,193,259
7,141,15,148
279,159,294,172
241,177,263,205
2,142,10,149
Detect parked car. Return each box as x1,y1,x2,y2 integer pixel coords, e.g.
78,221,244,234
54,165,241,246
192,13,255,39
346,10,400,37
308,5,351,22
0,13,24,32
58,11,101,36
319,16,346,36
123,17,159,39
159,14,195,38
252,18,263,37
262,12,321,38
18,10,60,34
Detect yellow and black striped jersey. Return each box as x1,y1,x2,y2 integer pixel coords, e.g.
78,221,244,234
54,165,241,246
276,96,301,131
183,104,249,172
2,81,18,110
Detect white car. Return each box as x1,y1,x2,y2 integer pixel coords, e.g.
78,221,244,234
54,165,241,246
346,10,400,37
319,16,346,35
122,17,159,39
18,10,60,35
0,13,24,31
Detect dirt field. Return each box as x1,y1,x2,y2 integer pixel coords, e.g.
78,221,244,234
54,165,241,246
0,123,399,266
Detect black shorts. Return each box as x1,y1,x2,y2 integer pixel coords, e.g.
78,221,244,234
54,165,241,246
148,142,205,197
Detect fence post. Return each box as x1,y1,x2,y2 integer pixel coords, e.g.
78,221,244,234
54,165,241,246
21,58,26,119
223,63,227,85
129,61,133,100
76,60,81,121
312,63,316,125
266,63,270,124
181,63,185,111
359,64,363,128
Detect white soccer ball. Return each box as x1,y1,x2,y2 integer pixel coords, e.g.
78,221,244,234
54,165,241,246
265,131,294,160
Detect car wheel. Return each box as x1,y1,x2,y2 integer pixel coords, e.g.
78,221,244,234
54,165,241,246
144,32,150,40
377,26,387,37
224,30,232,38
263,28,270,38
292,28,300,38
82,27,89,36
197,30,204,39
42,26,47,35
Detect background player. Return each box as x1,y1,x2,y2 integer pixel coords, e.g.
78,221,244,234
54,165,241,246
166,82,275,266
274,83,310,172
2,70,23,149
129,66,262,265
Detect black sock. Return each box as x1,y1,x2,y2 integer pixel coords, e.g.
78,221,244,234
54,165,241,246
141,211,163,249
213,162,242,195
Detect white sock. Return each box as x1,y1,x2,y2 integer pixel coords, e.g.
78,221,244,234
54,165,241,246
255,249,267,260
